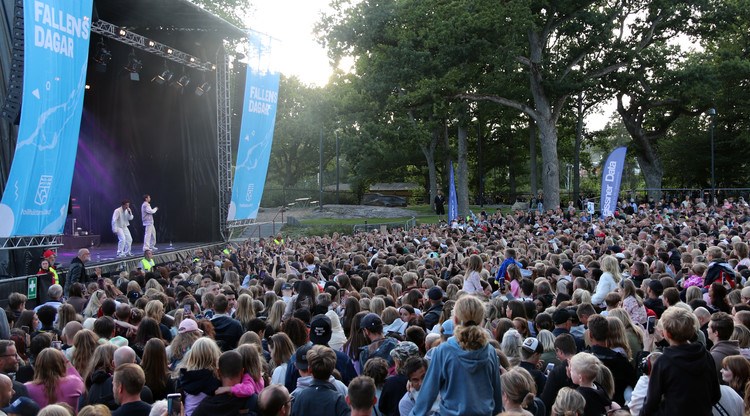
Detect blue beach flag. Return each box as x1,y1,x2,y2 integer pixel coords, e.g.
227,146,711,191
599,147,627,218
448,162,458,222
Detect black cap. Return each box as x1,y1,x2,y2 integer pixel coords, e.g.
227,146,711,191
553,308,571,325
295,345,312,371
361,313,382,331
309,314,332,345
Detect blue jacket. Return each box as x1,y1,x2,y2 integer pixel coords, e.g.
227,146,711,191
411,337,503,416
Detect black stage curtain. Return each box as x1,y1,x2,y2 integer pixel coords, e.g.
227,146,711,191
71,33,222,244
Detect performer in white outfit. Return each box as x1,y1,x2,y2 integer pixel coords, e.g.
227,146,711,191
112,200,134,257
141,194,159,251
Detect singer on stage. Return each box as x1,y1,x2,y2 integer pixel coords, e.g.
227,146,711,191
112,200,134,257
141,194,159,252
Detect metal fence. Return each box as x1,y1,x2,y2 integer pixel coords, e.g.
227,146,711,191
261,188,359,208
353,217,417,234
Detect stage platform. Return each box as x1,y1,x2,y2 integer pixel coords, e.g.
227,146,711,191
53,241,226,277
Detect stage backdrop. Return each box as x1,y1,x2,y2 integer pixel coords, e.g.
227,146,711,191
69,32,227,244
227,30,280,222
0,0,93,237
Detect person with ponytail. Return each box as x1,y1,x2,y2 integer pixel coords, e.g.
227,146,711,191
411,295,502,415
500,366,536,416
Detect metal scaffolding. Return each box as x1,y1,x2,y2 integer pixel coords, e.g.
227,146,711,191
90,20,215,71
0,235,62,250
216,46,233,241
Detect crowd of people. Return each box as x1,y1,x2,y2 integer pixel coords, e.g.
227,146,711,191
2,195,750,416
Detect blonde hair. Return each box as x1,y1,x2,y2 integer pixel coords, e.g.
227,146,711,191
235,294,255,328
182,337,221,375
601,255,623,283
661,306,698,343
77,404,110,416
570,352,601,382
83,290,106,318
266,300,285,331
551,387,585,416
606,316,632,360
453,295,487,351
500,366,536,408
465,255,483,277
144,300,165,322
37,404,73,416
237,343,263,382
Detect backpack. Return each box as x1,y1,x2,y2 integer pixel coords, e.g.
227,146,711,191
359,337,398,367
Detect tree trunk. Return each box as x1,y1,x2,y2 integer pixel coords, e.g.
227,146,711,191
574,95,583,204
508,130,517,201
529,120,537,198
537,121,561,210
420,129,440,210
636,152,663,202
457,124,470,218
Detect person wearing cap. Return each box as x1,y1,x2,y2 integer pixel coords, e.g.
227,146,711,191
283,315,356,392
412,296,503,416
1,397,39,416
40,250,59,286
644,280,665,318
290,345,349,416
519,337,547,397
359,313,398,369
379,341,419,416
423,287,444,331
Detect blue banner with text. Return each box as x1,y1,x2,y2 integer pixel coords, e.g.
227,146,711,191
599,146,627,218
0,0,93,237
228,30,280,221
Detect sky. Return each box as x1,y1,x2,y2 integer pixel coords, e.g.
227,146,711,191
246,0,334,87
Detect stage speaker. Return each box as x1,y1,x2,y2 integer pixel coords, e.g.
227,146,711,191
1,0,24,123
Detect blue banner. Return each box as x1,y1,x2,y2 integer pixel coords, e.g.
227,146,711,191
0,0,93,237
227,31,281,222
599,146,627,218
448,161,458,222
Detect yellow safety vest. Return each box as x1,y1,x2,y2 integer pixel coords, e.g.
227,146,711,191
50,267,59,285
141,258,155,271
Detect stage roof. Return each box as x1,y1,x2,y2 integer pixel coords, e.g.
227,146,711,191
94,0,247,40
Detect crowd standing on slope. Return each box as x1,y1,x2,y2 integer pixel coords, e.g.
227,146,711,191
4,195,750,416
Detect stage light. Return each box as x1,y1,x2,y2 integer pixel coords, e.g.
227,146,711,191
93,39,112,72
85,84,90,90
189,57,196,63
195,82,211,96
176,74,191,88
211,64,216,70
124,49,143,81
167,48,173,54
148,40,156,47
152,61,174,84
118,27,127,36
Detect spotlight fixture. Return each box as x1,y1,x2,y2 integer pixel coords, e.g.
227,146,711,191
175,74,191,88
124,49,143,81
195,82,211,96
118,27,127,36
148,40,156,47
166,48,173,54
152,61,174,84
85,84,91,90
93,39,112,72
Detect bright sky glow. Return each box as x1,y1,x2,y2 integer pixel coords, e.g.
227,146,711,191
246,0,334,86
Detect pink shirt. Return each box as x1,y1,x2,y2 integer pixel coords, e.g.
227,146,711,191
231,373,264,397
26,375,84,411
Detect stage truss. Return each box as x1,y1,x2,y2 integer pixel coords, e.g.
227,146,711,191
0,235,62,250
217,46,233,241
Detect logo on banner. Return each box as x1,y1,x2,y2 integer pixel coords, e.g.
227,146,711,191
34,175,53,205
245,184,254,202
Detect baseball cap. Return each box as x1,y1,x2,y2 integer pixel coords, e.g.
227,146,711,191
390,341,419,362
281,283,292,291
43,249,55,259
178,319,203,334
561,261,573,272
522,337,543,354
441,319,455,336
2,397,40,416
552,308,571,325
309,315,332,345
427,286,443,301
295,345,312,371
361,313,382,331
